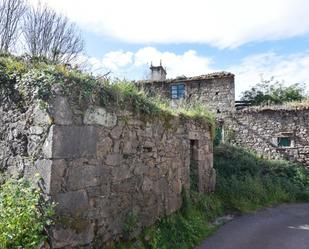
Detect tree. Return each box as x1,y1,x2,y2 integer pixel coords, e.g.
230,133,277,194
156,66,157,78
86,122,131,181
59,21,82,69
0,0,27,53
23,2,84,64
240,76,306,106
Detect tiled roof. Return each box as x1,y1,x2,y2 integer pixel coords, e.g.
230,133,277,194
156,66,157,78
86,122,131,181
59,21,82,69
135,71,234,84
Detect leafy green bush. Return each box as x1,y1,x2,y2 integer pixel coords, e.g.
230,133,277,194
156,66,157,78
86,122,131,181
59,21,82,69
0,178,55,249
240,77,307,105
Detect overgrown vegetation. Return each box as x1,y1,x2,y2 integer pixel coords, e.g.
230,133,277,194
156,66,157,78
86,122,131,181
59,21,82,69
115,145,309,249
0,178,55,249
215,145,309,212
240,76,307,106
0,55,215,130
116,191,220,249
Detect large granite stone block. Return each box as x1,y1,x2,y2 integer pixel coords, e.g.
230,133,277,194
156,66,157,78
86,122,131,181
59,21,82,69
84,106,117,127
51,125,99,159
54,190,89,215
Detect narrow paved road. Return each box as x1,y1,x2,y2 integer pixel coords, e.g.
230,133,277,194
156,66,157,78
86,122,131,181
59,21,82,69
198,203,309,249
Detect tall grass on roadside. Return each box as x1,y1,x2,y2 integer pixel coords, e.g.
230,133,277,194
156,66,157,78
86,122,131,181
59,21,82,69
215,145,309,212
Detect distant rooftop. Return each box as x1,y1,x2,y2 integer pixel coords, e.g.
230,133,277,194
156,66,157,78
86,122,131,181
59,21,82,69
237,103,309,113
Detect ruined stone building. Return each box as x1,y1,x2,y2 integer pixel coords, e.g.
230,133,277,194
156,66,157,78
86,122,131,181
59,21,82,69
138,64,235,116
140,64,309,166
1,71,215,248
1,60,308,248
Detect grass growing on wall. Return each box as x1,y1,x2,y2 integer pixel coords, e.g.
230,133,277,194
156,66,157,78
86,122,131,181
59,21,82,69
0,55,215,131
115,145,309,249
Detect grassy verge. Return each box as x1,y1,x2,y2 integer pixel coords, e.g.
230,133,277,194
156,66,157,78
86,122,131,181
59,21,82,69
215,145,309,212
114,145,309,249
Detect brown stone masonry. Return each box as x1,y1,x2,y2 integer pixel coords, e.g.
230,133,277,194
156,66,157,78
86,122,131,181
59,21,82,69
225,106,309,166
136,72,235,116
1,93,215,248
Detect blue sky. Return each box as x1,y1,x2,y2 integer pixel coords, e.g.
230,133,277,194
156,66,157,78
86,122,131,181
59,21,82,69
33,0,309,98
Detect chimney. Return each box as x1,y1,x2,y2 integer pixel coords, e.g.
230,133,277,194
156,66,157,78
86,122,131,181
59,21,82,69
150,60,167,81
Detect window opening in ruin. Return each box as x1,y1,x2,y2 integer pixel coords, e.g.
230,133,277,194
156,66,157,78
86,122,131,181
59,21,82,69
171,84,185,99
217,109,221,113
278,137,292,147
190,140,199,192
215,91,219,95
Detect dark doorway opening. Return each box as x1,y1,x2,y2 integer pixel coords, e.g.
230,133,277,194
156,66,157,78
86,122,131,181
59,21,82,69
190,140,199,192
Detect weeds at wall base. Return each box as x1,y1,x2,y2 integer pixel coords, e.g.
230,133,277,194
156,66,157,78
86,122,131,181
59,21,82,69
114,145,309,249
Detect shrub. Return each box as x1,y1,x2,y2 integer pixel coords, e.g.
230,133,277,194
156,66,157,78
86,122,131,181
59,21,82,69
240,77,306,106
0,178,55,249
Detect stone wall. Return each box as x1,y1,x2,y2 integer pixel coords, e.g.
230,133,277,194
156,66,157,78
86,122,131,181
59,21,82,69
137,72,235,116
1,93,215,248
0,95,51,181
225,106,309,166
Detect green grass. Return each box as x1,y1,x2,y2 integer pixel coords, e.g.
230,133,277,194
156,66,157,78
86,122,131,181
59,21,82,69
114,145,309,249
114,190,222,249
215,145,309,212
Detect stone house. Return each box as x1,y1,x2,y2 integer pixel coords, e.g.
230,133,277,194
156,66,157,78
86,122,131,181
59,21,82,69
139,64,309,166
226,105,309,166
137,64,235,117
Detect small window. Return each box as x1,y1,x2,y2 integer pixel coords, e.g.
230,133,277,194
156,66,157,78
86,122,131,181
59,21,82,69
278,137,291,147
171,84,185,99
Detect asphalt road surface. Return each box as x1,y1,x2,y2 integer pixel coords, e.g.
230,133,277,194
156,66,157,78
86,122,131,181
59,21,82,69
197,203,309,249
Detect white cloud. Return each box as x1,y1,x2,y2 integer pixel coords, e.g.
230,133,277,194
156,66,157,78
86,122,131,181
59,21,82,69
229,52,309,97
82,46,214,80
134,47,213,77
31,0,309,48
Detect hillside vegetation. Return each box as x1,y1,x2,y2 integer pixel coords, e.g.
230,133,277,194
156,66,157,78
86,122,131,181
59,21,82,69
115,145,309,249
